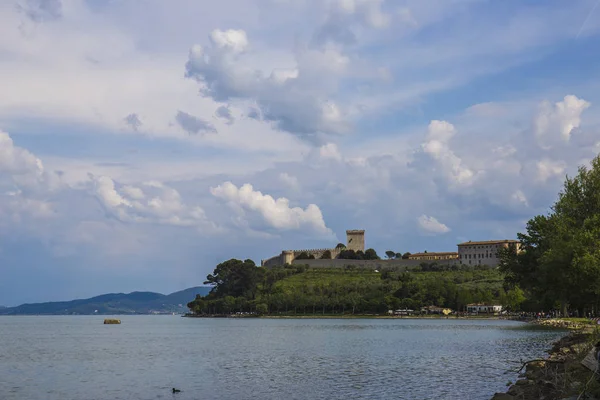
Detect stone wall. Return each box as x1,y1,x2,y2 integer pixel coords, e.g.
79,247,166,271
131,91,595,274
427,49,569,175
291,258,460,269
261,248,342,267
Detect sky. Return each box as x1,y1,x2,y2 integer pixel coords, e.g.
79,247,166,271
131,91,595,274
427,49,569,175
1,0,600,306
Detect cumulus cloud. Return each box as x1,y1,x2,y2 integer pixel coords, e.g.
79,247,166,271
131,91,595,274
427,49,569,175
185,29,350,138
534,95,590,149
175,110,217,135
19,0,62,23
215,105,235,125
279,172,300,191
210,181,331,234
312,0,391,46
93,176,209,227
417,215,450,235
0,130,63,230
319,142,343,161
421,120,475,187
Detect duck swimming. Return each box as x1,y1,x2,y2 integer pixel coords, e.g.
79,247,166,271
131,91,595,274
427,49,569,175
172,388,181,393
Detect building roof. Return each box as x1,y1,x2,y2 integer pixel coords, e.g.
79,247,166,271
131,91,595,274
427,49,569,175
457,239,520,246
409,252,458,257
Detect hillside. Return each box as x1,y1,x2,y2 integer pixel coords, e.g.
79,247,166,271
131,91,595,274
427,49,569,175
270,267,505,313
187,260,514,316
0,287,211,315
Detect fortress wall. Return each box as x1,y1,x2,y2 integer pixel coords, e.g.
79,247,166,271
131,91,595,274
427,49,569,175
291,258,460,269
262,254,284,268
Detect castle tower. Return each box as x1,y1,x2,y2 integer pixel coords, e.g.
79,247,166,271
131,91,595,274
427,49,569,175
282,250,295,265
346,230,365,252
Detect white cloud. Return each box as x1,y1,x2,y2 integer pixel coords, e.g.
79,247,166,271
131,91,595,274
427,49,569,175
421,120,475,186
417,215,450,235
185,28,351,138
0,129,61,227
534,95,590,148
319,142,343,161
210,181,331,234
93,176,210,227
535,159,567,183
279,172,300,191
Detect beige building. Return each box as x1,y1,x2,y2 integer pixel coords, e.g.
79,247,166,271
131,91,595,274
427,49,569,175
457,240,520,267
408,252,459,261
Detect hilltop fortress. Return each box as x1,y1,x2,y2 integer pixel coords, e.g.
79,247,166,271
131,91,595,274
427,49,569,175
261,230,365,267
261,229,520,269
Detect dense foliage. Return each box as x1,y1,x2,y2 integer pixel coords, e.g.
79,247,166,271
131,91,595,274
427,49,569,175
337,248,380,260
187,260,522,315
499,154,600,316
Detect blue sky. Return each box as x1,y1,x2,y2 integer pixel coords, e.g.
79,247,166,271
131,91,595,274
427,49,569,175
1,0,600,305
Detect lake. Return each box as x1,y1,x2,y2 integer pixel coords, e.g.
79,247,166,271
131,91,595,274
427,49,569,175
0,316,565,400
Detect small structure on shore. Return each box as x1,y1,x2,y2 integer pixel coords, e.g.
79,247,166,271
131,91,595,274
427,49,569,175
466,303,502,314
103,318,121,324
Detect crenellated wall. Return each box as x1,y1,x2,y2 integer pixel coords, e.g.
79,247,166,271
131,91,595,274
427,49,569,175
261,247,343,267
260,229,363,268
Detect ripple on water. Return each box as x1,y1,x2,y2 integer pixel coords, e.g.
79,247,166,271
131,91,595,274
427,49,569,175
0,317,565,400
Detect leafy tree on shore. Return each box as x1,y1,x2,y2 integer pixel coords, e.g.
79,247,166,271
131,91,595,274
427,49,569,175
203,258,262,299
402,252,411,259
385,251,396,259
499,154,600,316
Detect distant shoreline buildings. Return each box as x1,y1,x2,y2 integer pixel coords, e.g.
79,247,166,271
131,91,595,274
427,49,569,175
261,229,521,268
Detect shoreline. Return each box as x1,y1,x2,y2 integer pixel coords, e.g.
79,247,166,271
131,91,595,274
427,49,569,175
491,320,599,400
182,313,517,320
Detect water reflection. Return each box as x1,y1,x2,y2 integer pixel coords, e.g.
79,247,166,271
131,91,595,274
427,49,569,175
0,317,565,400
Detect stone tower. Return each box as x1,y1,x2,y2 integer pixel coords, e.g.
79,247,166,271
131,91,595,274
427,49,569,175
346,230,365,252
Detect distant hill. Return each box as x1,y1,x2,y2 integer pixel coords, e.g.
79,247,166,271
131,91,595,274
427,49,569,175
0,286,212,315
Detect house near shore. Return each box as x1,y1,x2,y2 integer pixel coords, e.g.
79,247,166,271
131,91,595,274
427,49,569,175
421,305,452,314
390,309,415,316
466,304,502,314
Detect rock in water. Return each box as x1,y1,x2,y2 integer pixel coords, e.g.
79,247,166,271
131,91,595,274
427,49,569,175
103,319,121,324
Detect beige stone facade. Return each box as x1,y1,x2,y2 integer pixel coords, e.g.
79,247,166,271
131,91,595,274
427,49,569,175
457,240,521,267
346,230,365,252
408,252,459,261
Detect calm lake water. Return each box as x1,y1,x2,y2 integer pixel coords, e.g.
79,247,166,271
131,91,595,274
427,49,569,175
0,316,564,400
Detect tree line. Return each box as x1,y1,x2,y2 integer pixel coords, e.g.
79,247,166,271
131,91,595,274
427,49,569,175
187,259,523,316
499,154,600,316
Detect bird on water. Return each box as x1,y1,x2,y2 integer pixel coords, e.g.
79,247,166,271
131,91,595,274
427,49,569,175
172,388,181,393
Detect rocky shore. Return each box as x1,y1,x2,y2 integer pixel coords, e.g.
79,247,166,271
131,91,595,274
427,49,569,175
491,323,599,400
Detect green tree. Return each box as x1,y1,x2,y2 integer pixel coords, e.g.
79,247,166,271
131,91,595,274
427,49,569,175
364,248,380,260
499,155,600,315
402,252,411,259
255,302,268,315
320,250,332,259
385,250,396,259
295,252,315,260
336,243,346,249
500,286,526,312
203,258,261,299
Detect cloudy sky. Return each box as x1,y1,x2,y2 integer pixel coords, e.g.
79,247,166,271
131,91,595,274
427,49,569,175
1,0,600,305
